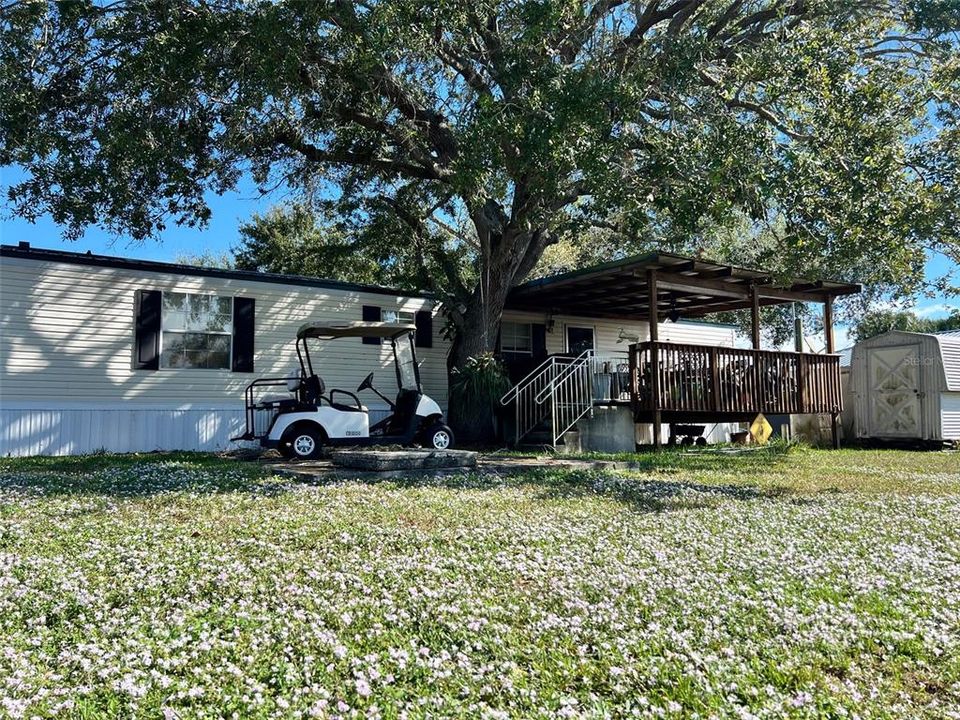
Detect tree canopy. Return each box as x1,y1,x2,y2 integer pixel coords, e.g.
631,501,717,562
232,202,388,283
852,307,960,341
3,0,959,367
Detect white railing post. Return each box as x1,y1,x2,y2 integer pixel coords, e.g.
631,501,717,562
504,349,629,449
515,395,520,447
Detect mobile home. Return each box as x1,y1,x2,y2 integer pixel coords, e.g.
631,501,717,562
2,243,853,456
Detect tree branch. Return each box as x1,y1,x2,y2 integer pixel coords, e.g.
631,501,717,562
609,1,690,67
667,0,710,35
706,0,746,39
697,69,812,141
433,27,494,97
310,6,460,164
380,195,469,299
514,227,556,283
274,129,445,181
305,100,450,180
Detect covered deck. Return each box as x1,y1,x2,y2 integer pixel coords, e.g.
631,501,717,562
507,252,860,449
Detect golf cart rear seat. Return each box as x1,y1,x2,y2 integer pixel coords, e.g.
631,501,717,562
257,374,361,413
302,374,364,412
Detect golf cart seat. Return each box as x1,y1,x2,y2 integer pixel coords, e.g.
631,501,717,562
302,373,362,412
256,396,301,413
301,374,325,405
384,388,422,433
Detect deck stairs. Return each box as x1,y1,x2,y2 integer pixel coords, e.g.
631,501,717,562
500,350,630,450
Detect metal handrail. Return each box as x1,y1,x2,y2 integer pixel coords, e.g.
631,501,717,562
502,349,631,448
499,355,559,405
501,354,577,446
534,349,594,404
544,352,595,446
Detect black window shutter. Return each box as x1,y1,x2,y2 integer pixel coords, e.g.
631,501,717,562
362,305,381,344
232,297,255,372
532,323,548,361
134,290,162,370
414,310,433,348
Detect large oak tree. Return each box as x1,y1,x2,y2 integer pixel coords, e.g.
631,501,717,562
3,1,959,405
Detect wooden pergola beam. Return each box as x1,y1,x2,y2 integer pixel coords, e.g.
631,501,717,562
647,269,662,450
656,272,836,304
750,284,761,350
823,296,840,449
507,268,857,322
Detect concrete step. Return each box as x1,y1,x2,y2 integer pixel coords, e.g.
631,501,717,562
331,449,478,471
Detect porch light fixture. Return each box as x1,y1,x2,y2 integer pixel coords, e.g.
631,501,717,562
668,296,681,323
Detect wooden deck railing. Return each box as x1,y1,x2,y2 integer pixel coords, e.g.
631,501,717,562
628,342,842,416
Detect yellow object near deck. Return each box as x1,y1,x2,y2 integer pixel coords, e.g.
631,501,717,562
750,413,773,445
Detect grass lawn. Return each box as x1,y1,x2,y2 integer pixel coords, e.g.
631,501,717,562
1,447,958,719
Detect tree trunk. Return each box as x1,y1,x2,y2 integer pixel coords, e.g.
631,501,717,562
445,203,555,446
446,273,513,446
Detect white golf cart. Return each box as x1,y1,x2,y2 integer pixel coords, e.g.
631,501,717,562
234,321,453,459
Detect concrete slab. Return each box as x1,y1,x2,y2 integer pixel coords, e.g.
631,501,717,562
259,452,652,483
331,449,478,471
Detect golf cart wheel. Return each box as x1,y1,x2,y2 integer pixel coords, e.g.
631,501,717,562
426,424,454,450
284,426,324,460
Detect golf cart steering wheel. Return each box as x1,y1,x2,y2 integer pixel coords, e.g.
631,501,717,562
357,372,375,393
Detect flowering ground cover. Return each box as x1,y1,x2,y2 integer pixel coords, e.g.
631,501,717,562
1,447,958,719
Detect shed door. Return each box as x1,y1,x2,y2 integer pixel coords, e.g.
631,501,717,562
867,344,922,438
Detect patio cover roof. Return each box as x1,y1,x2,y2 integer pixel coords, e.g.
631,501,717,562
506,252,861,320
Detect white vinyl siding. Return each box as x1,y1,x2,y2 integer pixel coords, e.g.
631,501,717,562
939,336,960,391
0,256,446,408
499,311,737,358
941,393,960,441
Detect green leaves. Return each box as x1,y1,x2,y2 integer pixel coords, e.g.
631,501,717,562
852,307,960,341
233,202,386,285
1,0,957,319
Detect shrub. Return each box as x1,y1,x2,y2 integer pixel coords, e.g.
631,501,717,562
449,353,512,444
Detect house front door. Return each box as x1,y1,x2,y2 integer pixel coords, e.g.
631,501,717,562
566,326,595,355
868,344,923,438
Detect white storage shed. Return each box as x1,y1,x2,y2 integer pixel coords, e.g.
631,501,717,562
848,330,960,445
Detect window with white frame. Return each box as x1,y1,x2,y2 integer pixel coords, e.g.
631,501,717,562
500,321,533,354
382,308,416,325
160,292,233,369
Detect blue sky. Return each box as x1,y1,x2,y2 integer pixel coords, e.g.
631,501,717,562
2,165,957,327
0,168,274,262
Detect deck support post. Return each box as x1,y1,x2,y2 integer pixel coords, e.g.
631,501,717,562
750,284,761,350
824,296,841,449
823,297,835,354
648,270,662,450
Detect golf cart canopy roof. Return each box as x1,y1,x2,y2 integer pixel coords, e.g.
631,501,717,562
296,321,417,340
